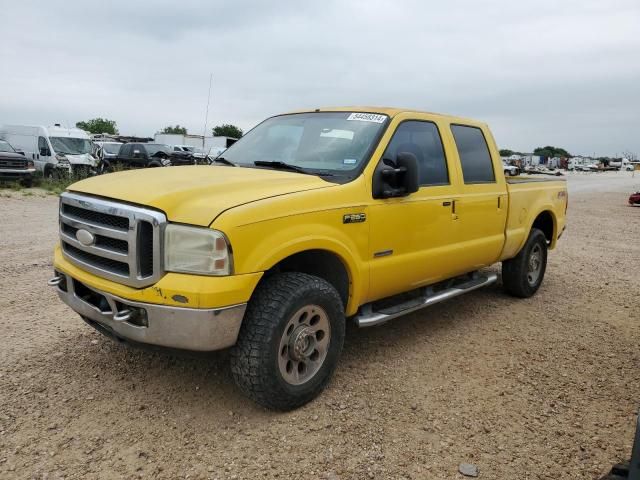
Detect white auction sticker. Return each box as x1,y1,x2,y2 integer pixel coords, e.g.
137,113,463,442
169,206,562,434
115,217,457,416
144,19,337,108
347,112,386,123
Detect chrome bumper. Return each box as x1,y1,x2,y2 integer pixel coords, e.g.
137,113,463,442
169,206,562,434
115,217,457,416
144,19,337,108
50,272,247,351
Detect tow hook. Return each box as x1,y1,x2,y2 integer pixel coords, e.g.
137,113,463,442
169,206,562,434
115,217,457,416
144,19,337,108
48,276,63,287
113,309,133,322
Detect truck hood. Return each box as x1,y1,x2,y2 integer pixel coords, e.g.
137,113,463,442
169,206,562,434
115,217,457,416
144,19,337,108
68,166,336,226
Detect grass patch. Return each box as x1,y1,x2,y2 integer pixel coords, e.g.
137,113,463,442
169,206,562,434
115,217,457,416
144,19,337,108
1,164,133,196
0,172,92,195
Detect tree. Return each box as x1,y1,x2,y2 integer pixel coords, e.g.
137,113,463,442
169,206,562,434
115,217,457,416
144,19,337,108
533,146,571,158
162,125,187,135
76,118,118,135
212,124,243,138
499,149,514,157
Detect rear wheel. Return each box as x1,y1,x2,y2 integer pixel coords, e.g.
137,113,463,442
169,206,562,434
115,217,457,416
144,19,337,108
230,272,345,411
502,228,548,298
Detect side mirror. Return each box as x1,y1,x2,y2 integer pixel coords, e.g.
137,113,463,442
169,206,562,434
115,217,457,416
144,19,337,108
372,152,420,199
396,152,419,194
132,149,141,158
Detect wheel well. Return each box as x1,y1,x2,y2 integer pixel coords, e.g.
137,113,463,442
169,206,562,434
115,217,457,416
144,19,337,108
532,211,554,244
266,250,350,310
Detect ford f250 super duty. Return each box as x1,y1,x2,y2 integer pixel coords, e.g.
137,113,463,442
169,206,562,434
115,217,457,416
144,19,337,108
49,107,568,410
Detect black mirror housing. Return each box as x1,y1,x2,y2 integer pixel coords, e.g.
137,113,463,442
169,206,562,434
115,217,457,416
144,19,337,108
396,152,419,195
372,152,420,199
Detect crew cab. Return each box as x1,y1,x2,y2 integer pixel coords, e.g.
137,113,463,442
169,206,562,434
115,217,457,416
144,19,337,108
49,107,568,410
113,143,194,169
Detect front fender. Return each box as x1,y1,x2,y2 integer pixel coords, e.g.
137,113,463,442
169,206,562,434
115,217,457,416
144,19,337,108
226,213,369,316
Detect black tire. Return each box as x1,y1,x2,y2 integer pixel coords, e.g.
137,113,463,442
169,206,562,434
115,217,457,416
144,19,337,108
502,228,548,298
21,177,33,188
230,272,345,411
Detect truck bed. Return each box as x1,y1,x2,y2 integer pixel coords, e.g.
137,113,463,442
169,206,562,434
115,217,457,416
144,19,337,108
500,176,568,260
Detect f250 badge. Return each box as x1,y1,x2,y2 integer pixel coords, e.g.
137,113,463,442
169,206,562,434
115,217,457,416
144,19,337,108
343,213,366,224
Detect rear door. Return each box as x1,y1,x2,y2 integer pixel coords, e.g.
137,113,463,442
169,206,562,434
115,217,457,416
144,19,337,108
446,124,508,269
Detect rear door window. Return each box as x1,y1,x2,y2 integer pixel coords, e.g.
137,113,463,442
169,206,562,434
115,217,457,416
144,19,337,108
451,125,495,183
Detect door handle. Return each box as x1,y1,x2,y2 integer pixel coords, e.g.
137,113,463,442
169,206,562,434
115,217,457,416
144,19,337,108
443,200,458,220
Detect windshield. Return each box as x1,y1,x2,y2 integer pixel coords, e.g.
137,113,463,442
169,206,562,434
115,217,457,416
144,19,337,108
0,140,15,153
50,137,92,155
145,144,171,156
220,112,388,176
102,143,122,154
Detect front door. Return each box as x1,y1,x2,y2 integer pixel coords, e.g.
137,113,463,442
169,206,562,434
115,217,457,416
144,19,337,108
37,136,52,172
368,118,462,302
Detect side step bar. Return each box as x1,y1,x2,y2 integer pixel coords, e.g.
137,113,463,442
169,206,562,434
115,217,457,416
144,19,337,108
354,273,498,327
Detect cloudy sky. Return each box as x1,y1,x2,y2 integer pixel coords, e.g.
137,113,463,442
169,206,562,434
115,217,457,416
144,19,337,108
1,0,639,156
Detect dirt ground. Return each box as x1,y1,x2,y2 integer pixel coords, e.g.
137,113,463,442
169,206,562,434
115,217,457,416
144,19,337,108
0,172,639,480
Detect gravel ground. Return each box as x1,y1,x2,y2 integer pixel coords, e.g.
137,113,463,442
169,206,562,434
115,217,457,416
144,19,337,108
0,172,639,480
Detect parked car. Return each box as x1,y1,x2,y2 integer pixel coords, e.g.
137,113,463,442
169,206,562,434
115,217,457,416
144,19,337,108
172,145,208,164
113,143,194,169
49,107,568,410
94,141,123,160
0,139,35,187
629,191,640,206
503,162,520,176
0,124,96,177
93,141,123,173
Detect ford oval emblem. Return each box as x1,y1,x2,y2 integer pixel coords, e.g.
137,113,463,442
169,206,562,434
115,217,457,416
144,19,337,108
76,229,95,247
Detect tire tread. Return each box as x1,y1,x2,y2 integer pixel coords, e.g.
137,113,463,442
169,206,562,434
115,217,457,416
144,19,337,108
230,272,344,410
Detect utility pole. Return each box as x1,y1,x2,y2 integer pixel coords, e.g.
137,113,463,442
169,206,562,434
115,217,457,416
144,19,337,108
202,73,213,149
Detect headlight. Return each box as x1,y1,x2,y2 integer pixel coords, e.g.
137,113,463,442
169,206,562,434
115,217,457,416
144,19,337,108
164,224,231,275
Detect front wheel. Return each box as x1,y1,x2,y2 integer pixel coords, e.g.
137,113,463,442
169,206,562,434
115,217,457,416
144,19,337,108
230,272,345,411
502,228,548,298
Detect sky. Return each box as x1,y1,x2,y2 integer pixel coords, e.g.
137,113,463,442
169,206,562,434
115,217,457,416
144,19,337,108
1,0,639,157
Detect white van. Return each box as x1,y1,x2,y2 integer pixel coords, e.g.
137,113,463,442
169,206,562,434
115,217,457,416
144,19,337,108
0,124,97,176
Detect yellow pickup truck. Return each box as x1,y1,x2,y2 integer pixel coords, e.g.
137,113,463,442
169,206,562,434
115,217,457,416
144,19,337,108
49,107,567,410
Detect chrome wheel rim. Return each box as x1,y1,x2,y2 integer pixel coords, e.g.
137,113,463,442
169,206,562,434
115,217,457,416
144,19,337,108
527,244,543,285
277,305,331,386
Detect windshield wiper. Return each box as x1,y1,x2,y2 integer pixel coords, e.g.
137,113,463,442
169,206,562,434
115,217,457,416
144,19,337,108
254,160,333,177
211,156,236,167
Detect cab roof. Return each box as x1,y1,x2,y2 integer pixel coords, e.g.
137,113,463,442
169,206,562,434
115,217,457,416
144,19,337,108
287,106,483,126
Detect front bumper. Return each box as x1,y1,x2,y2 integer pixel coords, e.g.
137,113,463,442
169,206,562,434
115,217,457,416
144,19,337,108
0,168,36,180
51,271,247,351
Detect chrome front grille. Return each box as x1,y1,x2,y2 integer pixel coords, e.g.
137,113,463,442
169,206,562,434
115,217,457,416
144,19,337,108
59,192,166,288
0,158,27,169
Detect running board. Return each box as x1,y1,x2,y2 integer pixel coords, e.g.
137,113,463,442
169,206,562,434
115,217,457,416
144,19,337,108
354,273,498,327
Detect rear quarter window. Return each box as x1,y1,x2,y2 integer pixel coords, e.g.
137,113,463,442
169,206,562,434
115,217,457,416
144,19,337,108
450,125,495,184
